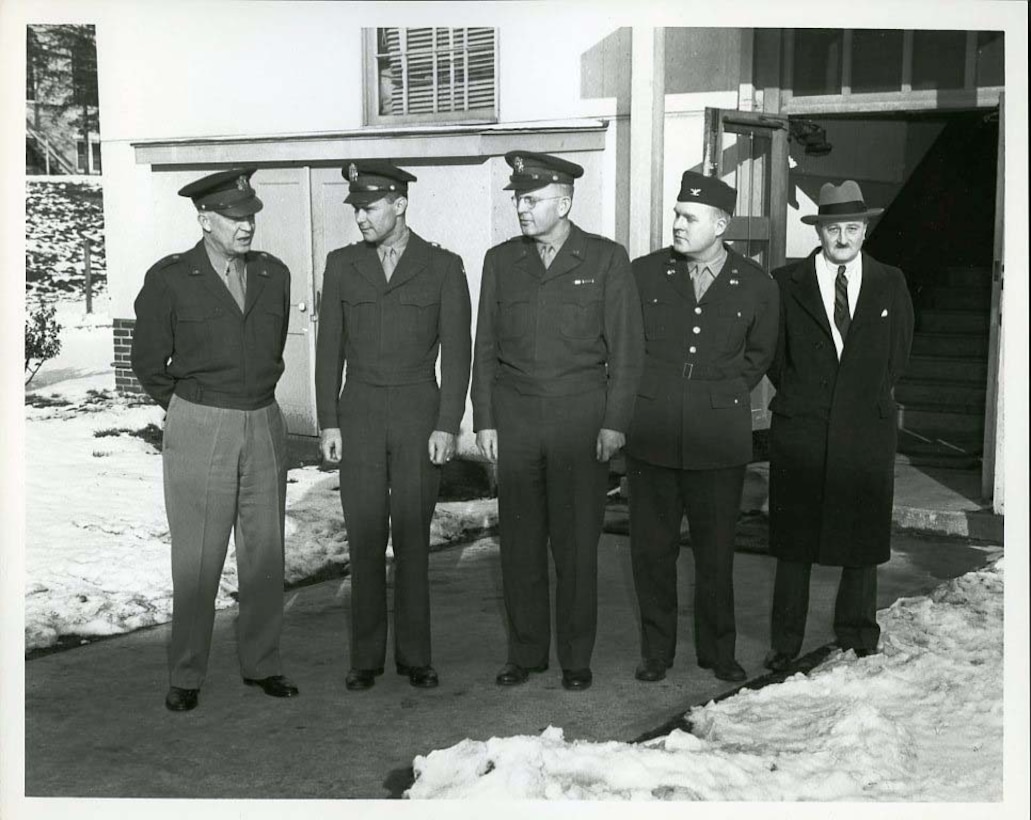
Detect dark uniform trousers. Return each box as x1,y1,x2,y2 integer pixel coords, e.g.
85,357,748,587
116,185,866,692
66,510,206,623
163,394,288,689
494,383,609,671
627,458,746,667
339,380,441,670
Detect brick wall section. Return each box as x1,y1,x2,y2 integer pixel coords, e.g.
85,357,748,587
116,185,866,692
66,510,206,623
112,318,148,396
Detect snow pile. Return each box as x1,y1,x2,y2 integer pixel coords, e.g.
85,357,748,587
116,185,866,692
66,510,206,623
25,179,107,298
407,559,1004,801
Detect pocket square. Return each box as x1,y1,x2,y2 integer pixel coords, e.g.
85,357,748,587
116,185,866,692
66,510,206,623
880,309,889,317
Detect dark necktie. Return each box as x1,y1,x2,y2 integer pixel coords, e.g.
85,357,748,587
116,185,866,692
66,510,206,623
834,265,851,341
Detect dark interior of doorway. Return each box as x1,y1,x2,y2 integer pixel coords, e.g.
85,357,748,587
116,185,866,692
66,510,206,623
805,109,999,472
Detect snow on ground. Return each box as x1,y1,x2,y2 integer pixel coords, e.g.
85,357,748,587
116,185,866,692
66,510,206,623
407,559,1004,801
24,299,497,650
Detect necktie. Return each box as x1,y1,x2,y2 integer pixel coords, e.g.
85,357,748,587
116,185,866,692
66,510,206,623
225,261,246,310
834,265,851,341
382,246,398,282
690,264,714,302
538,243,555,269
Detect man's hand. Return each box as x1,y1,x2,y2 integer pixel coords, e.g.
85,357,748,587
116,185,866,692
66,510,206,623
476,429,499,464
595,428,625,463
320,428,343,464
428,430,457,466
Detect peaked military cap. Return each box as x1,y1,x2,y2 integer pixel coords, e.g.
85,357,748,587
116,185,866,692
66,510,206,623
178,167,263,217
677,170,737,215
343,160,417,205
503,151,584,193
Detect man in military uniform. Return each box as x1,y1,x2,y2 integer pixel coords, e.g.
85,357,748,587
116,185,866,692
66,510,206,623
132,168,298,712
315,161,471,692
472,151,644,692
626,170,779,684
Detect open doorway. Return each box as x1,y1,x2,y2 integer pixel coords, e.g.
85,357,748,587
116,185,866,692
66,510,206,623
785,109,1000,477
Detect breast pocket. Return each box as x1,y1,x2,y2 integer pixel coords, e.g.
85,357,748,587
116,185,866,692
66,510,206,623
720,303,753,350
399,287,441,342
560,292,603,339
173,303,222,362
342,296,378,340
642,297,674,340
498,298,530,339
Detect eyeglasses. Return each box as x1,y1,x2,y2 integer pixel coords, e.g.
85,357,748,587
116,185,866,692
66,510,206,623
511,194,564,209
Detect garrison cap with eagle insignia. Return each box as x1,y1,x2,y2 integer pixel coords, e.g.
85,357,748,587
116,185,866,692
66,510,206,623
343,160,418,206
503,150,584,193
677,170,737,214
178,167,264,217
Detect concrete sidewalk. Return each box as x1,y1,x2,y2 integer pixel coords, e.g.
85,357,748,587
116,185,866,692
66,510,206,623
24,527,998,799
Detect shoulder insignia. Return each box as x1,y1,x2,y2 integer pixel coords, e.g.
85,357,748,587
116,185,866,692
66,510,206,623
149,253,182,273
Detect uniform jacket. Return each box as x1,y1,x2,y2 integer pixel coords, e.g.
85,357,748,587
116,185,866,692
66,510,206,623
314,230,472,434
767,249,914,567
131,239,290,411
471,222,645,433
626,245,779,469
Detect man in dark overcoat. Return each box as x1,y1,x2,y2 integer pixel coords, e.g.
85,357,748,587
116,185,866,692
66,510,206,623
626,171,779,684
472,151,644,692
764,180,914,672
132,168,299,712
315,161,471,691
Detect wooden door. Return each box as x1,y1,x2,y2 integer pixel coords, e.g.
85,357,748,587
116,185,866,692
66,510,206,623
251,168,317,436
981,94,1004,504
703,108,790,430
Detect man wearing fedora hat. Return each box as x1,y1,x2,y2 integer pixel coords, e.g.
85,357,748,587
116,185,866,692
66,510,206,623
132,167,298,712
763,180,913,672
626,170,779,685
472,151,644,691
315,161,471,692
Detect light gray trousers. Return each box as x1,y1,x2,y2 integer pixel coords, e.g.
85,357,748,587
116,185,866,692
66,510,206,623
162,394,288,688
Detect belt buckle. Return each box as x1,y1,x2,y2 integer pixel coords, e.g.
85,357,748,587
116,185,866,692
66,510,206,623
682,362,694,379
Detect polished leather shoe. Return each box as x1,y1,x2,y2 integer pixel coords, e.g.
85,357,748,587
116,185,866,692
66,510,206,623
495,662,548,686
561,668,593,691
635,658,671,682
763,650,794,673
853,647,878,658
345,668,383,691
243,675,300,698
165,686,199,712
711,660,747,682
397,663,440,689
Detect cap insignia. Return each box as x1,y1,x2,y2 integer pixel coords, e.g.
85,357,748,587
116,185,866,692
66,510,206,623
513,156,525,174
689,188,702,197
236,175,250,192
348,163,359,183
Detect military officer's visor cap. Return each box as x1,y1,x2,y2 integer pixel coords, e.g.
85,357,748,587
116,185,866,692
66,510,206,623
503,151,584,193
677,170,737,215
343,160,417,206
178,167,264,218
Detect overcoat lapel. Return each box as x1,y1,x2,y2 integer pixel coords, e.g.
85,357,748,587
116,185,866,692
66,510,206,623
384,231,429,293
186,241,243,316
790,252,833,340
848,253,888,329
352,242,388,291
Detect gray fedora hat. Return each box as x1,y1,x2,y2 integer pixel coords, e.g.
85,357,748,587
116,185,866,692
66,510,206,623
801,180,884,224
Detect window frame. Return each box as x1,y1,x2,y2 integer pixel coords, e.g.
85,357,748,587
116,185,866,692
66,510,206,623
362,27,500,126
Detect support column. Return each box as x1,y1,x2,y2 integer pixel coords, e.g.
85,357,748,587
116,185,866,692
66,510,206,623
628,27,665,260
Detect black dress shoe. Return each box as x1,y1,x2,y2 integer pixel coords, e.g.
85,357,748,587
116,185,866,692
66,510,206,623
495,662,548,686
397,664,440,689
853,647,878,658
634,658,671,682
165,686,199,712
763,650,794,673
561,668,593,691
243,675,300,698
711,660,747,682
345,668,384,691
